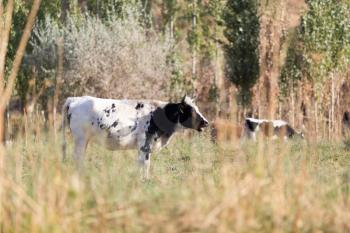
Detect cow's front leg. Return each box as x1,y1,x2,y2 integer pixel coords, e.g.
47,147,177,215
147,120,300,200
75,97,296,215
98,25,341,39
138,133,154,179
138,145,151,179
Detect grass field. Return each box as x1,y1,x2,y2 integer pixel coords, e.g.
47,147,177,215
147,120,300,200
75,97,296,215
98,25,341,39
1,131,350,232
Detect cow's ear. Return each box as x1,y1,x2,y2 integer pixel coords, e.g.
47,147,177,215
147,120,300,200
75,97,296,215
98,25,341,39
181,95,187,104
179,95,187,113
178,103,184,114
192,94,197,102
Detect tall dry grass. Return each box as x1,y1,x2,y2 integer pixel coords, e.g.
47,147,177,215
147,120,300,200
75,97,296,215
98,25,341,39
0,116,350,232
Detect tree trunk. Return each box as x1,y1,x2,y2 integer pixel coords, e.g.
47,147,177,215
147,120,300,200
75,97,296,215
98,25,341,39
53,38,64,139
0,0,41,145
0,0,14,93
191,0,197,93
60,0,70,22
0,107,4,143
214,16,219,117
169,15,174,40
331,73,335,138
291,85,295,126
315,100,318,141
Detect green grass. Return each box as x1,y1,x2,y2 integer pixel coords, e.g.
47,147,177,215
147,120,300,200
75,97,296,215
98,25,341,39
1,132,350,232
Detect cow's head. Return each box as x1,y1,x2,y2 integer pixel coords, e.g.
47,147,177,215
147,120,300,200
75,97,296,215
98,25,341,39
178,95,209,132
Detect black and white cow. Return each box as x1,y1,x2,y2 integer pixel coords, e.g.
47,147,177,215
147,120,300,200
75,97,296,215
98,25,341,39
243,117,304,141
62,95,209,178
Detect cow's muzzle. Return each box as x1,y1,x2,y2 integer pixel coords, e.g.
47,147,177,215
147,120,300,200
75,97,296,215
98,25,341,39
197,120,209,132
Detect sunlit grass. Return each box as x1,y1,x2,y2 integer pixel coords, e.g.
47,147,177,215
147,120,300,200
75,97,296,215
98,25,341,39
1,130,350,232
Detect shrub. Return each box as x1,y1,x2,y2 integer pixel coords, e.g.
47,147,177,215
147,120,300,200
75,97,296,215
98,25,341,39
29,5,175,100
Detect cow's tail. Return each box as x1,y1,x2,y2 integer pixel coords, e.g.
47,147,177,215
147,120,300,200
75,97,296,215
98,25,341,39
61,97,78,161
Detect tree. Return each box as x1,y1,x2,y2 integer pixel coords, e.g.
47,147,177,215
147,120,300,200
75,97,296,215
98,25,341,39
223,0,259,105
281,0,350,137
0,0,41,143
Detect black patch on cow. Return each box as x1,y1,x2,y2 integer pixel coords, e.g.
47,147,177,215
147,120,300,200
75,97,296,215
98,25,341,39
178,104,193,128
139,105,177,158
285,125,297,138
149,104,179,136
103,108,111,117
107,120,119,130
178,100,207,131
135,102,144,110
111,103,116,109
111,121,118,128
67,113,72,125
100,124,106,129
246,119,259,131
91,121,94,125
127,123,137,132
142,104,180,158
140,144,150,153
274,124,298,138
140,134,154,161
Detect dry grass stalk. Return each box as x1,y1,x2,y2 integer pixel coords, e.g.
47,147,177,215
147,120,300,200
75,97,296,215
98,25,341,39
1,116,350,232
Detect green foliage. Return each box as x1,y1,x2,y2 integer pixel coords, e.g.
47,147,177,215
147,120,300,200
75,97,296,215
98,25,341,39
302,0,350,79
163,0,178,26
223,0,260,105
8,0,60,102
14,0,137,104
83,0,124,18
157,0,225,99
281,0,350,96
184,1,224,58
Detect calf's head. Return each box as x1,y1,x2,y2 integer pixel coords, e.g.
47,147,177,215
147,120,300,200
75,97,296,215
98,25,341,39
178,95,209,132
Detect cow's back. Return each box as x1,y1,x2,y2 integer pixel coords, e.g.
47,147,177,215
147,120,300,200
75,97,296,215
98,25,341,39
65,96,168,150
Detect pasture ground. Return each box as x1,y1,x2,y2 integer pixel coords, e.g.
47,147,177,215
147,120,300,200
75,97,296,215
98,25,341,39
1,131,350,232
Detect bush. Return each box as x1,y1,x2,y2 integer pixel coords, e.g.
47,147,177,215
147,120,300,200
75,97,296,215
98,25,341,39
29,5,175,100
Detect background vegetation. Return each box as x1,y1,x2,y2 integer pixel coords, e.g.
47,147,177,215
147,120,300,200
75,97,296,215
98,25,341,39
2,0,349,140
1,0,350,231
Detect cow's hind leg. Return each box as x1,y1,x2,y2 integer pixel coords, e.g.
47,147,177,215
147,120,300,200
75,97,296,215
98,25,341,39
73,136,88,170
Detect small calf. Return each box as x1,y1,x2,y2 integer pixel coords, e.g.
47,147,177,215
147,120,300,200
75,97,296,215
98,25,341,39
243,117,304,141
